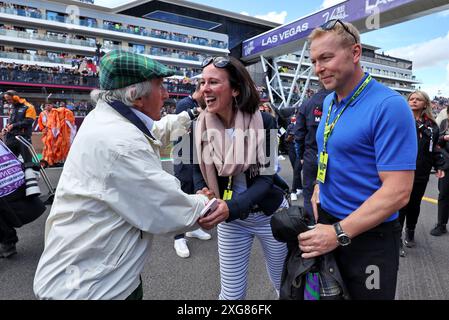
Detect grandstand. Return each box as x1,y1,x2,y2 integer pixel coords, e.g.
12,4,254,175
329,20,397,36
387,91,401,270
0,0,424,126
0,0,279,128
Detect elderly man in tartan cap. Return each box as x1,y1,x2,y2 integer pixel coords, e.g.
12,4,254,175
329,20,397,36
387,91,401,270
33,50,214,300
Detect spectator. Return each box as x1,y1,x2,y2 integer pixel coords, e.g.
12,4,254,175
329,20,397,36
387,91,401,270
399,90,445,256
0,139,46,258
285,115,303,201
431,105,449,236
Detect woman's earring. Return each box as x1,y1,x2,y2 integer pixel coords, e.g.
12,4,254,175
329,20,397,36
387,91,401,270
233,96,238,107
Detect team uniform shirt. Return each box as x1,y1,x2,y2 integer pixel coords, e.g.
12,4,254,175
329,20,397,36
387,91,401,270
316,74,417,222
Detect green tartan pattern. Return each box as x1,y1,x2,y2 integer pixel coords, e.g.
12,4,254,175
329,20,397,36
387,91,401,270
100,50,175,90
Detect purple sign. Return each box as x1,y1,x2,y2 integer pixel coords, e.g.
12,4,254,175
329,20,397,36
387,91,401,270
243,0,416,58
0,144,25,197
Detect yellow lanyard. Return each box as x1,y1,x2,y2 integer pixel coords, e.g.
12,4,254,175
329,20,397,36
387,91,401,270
317,75,372,184
322,75,372,153
223,176,233,201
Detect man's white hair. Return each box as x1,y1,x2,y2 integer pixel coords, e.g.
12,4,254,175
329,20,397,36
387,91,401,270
90,80,153,106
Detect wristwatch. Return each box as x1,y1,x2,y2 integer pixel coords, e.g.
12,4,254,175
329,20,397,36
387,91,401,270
333,222,351,246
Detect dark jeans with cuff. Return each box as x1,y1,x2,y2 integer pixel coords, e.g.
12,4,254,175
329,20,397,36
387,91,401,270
174,163,194,240
302,160,317,220
319,206,401,300
288,143,303,191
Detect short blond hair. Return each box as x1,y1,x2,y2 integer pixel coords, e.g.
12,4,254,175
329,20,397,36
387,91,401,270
308,21,360,48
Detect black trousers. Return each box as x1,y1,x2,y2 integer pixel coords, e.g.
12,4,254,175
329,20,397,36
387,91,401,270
399,180,428,230
302,160,317,220
126,277,143,300
319,207,401,300
174,163,194,240
288,142,303,191
438,171,449,225
5,134,33,163
0,213,18,245
0,186,45,245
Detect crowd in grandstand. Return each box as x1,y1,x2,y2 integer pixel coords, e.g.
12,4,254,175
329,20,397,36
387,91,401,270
0,2,227,49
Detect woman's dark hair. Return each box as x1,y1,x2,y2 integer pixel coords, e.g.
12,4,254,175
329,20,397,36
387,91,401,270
218,56,260,114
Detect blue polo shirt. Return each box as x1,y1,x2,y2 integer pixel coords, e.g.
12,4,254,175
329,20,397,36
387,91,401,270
316,73,417,222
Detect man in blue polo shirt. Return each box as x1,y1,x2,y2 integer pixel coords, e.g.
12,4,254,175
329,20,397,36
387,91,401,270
297,20,417,300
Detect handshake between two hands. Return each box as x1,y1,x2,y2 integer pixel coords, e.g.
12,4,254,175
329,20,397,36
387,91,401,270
196,187,230,230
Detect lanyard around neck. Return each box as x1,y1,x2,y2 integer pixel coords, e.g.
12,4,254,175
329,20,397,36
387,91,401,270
322,75,372,153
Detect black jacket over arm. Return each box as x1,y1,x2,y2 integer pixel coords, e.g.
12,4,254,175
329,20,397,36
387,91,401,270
193,112,284,222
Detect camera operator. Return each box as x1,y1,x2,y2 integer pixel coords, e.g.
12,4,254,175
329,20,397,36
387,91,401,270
0,140,46,258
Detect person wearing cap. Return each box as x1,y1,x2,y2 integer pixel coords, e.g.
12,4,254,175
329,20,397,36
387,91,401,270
33,50,219,300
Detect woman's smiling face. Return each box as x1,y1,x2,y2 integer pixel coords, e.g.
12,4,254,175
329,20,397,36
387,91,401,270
200,64,238,115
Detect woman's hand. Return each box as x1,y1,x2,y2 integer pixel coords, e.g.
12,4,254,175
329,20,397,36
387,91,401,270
198,199,229,229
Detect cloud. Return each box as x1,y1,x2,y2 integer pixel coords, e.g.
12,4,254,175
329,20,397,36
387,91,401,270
385,31,449,69
438,9,449,17
321,0,346,9
255,11,288,24
240,10,287,24
419,62,449,98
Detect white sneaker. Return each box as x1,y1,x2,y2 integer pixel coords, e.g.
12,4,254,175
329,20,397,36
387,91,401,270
278,155,286,161
174,238,190,258
296,189,303,196
185,228,212,240
290,193,298,201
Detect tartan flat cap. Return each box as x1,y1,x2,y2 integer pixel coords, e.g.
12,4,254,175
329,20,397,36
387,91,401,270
99,50,175,90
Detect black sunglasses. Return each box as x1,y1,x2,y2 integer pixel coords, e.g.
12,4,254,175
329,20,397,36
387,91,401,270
201,56,231,69
320,19,358,44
